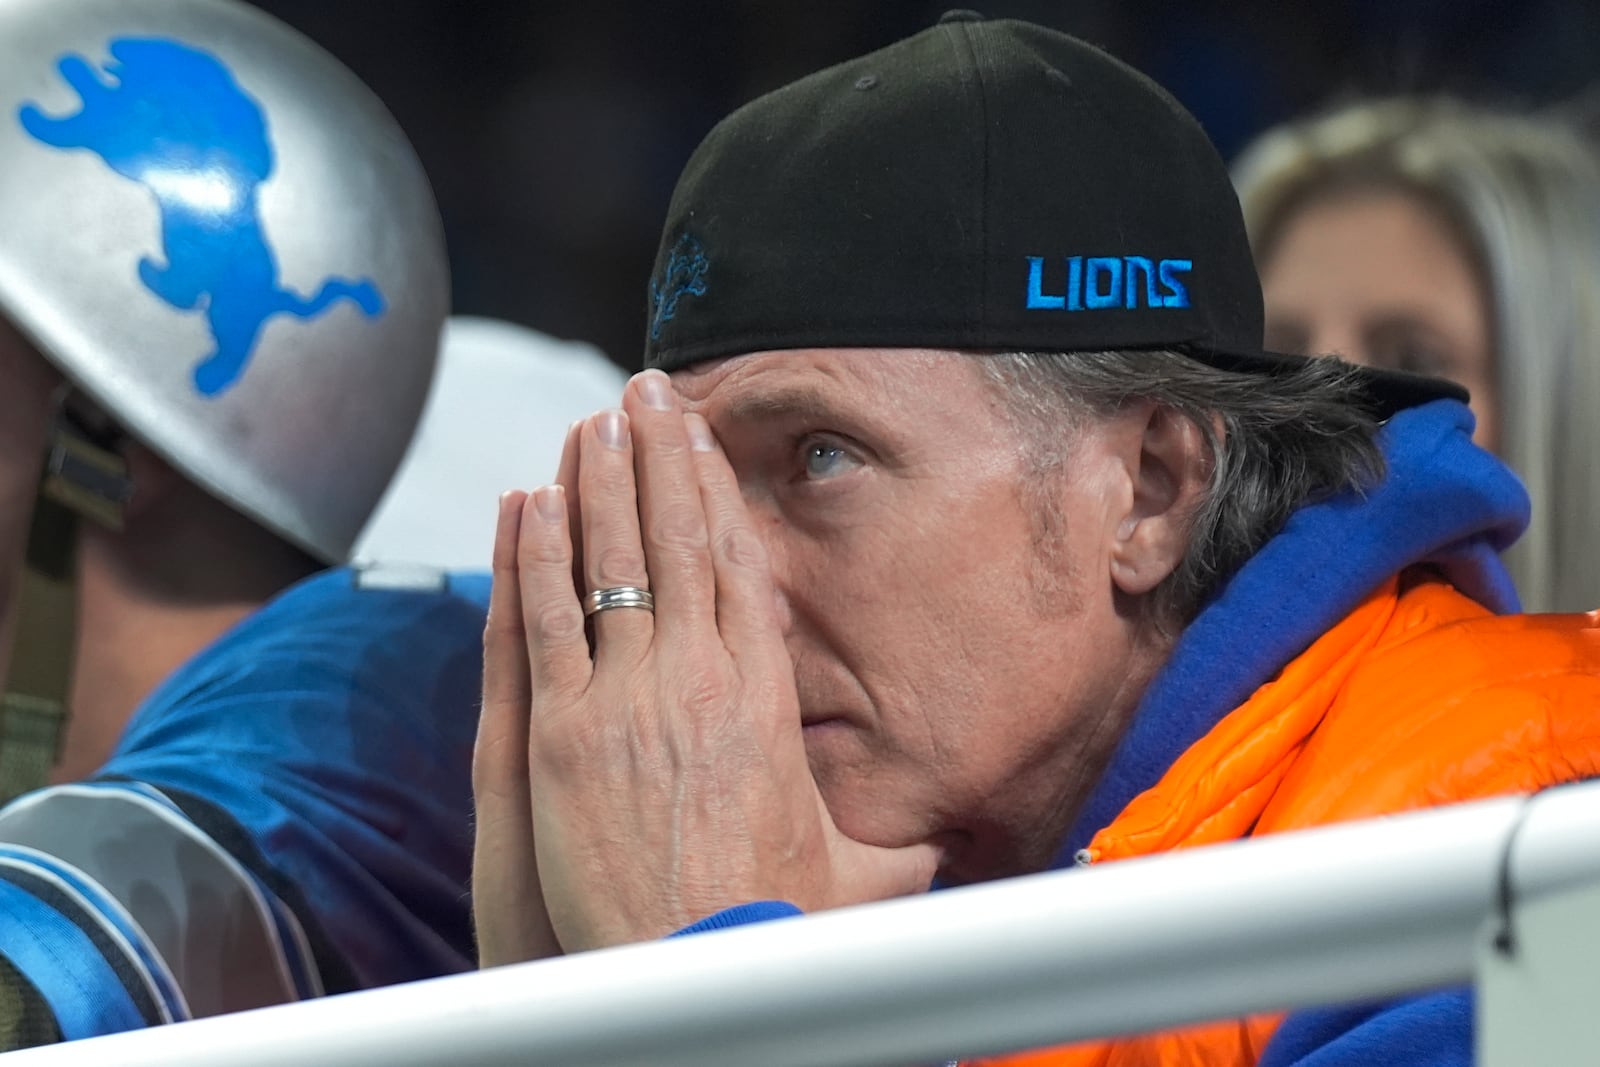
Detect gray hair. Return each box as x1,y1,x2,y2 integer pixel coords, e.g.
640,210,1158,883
1232,98,1600,613
979,350,1385,629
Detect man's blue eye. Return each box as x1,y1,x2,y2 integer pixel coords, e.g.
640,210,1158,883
803,442,852,479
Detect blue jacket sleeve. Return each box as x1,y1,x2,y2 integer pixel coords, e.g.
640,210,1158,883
0,568,490,1045
1258,988,1472,1067
92,568,490,995
670,901,803,937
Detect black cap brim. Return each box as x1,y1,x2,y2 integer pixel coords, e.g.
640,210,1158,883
1183,345,1470,422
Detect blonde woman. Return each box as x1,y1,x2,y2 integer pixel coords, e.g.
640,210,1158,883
1234,99,1600,612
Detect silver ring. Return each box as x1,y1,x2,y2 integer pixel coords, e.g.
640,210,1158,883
582,585,655,617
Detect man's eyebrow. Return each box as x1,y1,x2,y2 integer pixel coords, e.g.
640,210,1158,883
720,388,845,425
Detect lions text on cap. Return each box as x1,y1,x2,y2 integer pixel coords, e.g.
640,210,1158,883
1025,256,1192,312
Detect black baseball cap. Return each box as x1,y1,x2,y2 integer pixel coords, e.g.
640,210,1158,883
642,11,1462,418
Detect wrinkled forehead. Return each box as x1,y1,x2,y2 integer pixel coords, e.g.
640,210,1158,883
670,347,987,419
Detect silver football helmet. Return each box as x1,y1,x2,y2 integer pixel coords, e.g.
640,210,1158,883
0,0,448,562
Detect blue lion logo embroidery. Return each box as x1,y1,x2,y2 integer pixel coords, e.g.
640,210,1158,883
19,38,386,397
649,234,709,340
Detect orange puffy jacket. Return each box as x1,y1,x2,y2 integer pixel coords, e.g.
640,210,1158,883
969,571,1600,1067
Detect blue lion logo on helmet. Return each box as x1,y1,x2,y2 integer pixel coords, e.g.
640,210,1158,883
19,37,386,397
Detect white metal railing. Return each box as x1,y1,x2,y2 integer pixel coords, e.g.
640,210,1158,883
5,782,1600,1066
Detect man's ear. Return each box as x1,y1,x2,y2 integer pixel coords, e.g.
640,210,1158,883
1108,404,1214,597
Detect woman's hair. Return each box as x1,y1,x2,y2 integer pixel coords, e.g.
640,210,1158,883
1233,98,1600,613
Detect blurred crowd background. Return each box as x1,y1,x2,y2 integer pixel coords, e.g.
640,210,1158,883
243,0,1600,372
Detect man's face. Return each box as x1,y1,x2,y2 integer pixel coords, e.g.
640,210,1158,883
674,349,1159,882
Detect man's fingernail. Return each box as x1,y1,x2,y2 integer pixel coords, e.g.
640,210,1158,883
533,485,565,522
596,409,629,450
496,492,521,536
635,369,674,411
684,413,716,452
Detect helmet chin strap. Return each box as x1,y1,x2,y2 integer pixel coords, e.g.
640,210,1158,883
0,388,131,802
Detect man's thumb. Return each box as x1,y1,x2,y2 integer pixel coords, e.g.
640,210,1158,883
836,838,943,906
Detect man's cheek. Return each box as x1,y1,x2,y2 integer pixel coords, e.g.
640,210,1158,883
807,744,923,844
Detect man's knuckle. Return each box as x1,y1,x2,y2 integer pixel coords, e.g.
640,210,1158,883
677,672,731,717
715,525,769,571
471,747,518,796
594,466,633,498
591,544,648,586
647,506,707,555
529,711,617,780
531,602,586,644
517,537,563,569
483,606,523,641
652,435,689,457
